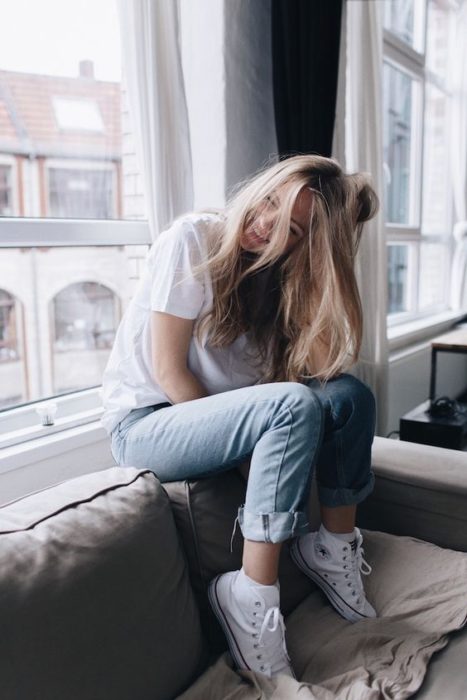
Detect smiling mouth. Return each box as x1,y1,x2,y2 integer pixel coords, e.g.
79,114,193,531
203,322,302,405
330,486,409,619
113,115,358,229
247,228,269,245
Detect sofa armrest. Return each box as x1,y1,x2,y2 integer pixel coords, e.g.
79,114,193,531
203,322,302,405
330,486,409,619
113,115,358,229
357,437,467,552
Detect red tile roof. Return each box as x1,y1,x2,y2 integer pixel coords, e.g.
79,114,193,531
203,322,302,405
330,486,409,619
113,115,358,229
0,69,121,160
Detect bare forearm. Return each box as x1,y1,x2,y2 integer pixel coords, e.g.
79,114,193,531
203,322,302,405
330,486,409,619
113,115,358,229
158,367,209,404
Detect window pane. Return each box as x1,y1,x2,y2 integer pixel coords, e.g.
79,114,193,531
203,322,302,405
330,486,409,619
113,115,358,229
426,0,451,80
49,168,115,219
0,0,146,222
419,243,448,310
383,63,414,225
0,165,13,216
388,244,410,314
0,285,25,407
422,84,450,235
0,245,148,410
384,0,415,47
383,0,425,53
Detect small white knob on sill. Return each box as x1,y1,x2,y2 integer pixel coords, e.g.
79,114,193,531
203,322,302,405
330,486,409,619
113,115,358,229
35,401,58,426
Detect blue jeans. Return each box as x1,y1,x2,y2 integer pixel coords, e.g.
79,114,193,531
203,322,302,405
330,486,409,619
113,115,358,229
110,374,376,544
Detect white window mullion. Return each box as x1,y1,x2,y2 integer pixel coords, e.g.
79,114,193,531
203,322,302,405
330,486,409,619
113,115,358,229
412,74,424,228
410,239,420,313
0,218,151,247
386,226,420,240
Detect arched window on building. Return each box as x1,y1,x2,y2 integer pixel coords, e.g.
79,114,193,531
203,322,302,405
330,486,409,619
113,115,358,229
51,282,120,393
0,289,19,362
0,289,26,408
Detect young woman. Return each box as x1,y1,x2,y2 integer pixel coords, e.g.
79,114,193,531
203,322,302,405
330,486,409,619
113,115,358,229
101,154,379,679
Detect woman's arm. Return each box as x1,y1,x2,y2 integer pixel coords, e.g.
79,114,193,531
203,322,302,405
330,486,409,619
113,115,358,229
150,311,209,404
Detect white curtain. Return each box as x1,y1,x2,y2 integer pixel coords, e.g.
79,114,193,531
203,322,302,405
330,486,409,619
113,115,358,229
117,0,193,240
344,0,389,437
449,0,467,310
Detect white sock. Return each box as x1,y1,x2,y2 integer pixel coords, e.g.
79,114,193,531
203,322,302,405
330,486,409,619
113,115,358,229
234,568,280,606
319,523,355,543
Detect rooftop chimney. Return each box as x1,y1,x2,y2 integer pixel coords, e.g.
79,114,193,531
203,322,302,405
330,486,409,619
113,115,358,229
79,60,95,79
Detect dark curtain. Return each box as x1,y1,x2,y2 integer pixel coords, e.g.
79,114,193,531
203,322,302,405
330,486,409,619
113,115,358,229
271,0,344,158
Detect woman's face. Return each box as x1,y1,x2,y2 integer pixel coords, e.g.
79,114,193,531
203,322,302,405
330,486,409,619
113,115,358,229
240,185,313,255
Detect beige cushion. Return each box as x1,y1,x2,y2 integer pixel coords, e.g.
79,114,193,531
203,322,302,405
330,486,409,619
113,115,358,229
359,437,467,552
0,467,208,700
176,530,467,699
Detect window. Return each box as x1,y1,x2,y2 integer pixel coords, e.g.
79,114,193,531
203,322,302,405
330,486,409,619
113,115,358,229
0,243,148,415
48,166,116,218
53,282,119,352
383,0,457,323
0,164,14,216
0,288,26,409
0,0,150,431
53,97,105,132
0,289,19,362
383,0,425,53
51,281,120,393
383,62,419,227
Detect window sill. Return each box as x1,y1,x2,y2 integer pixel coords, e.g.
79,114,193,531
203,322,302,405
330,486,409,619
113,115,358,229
0,419,109,475
388,310,467,352
0,387,103,437
0,407,103,450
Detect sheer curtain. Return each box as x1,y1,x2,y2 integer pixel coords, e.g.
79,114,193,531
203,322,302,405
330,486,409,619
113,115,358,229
449,0,467,310
345,0,389,437
117,0,193,240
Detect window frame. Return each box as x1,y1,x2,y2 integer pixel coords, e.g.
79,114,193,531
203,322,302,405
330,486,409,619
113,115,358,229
383,0,456,327
0,217,150,446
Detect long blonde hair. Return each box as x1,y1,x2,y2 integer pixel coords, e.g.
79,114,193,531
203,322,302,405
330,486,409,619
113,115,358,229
195,154,378,384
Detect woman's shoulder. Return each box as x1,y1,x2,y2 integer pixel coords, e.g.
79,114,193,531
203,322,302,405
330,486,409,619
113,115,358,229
145,211,225,272
153,210,225,251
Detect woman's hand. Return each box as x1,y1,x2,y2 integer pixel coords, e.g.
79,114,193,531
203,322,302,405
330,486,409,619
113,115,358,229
151,311,209,403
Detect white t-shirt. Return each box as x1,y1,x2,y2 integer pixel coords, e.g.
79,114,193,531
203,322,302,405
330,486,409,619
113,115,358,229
100,212,264,436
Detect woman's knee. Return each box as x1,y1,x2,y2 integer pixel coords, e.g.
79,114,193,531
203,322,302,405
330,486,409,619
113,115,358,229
277,381,324,419
345,375,376,418
316,374,375,429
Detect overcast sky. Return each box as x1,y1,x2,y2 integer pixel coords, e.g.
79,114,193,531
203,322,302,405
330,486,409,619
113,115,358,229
0,0,121,81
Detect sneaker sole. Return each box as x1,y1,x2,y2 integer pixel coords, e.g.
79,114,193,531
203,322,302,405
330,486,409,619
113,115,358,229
208,575,252,671
290,540,369,623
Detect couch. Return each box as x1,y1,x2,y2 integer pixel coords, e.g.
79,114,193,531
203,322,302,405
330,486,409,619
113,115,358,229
0,436,466,700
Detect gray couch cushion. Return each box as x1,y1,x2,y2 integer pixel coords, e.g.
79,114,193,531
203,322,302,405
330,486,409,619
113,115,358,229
413,626,467,699
358,437,467,552
0,467,208,700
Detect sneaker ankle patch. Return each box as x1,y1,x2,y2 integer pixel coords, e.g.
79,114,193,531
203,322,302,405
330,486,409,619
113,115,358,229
315,543,331,560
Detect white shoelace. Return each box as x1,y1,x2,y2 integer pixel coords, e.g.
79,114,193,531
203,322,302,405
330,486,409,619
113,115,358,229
258,606,290,663
230,515,239,553
354,537,372,577
258,606,281,644
347,537,372,602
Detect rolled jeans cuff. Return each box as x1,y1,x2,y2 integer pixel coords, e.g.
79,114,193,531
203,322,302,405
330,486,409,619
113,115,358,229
317,470,375,508
237,506,310,544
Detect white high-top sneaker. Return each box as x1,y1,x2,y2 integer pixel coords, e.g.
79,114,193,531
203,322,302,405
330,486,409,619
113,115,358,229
290,525,376,623
208,569,295,678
